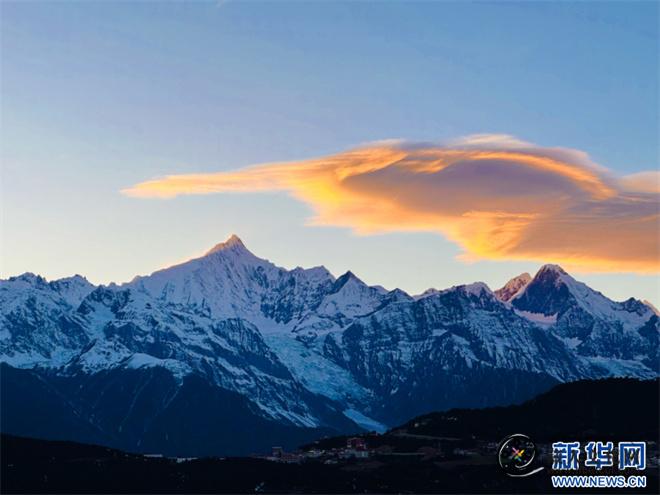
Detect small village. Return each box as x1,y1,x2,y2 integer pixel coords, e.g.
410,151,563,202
254,435,504,465
257,437,371,464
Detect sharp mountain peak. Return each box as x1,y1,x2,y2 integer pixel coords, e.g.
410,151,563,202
494,272,532,302
205,234,248,256
535,263,569,278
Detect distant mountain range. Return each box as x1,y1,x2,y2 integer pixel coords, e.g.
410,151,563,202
1,235,658,455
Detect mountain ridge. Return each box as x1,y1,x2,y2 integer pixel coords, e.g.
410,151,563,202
1,235,657,455
5,235,655,309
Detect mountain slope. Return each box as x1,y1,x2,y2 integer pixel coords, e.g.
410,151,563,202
308,377,659,452
0,363,354,456
393,377,660,442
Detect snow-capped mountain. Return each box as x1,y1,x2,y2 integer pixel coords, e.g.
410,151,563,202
504,264,658,371
0,273,94,367
1,236,657,455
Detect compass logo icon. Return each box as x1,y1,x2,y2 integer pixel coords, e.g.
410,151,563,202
498,434,544,477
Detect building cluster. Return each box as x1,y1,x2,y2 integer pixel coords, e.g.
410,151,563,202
259,437,370,464
257,436,491,464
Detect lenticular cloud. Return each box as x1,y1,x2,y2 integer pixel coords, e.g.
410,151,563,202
122,135,659,273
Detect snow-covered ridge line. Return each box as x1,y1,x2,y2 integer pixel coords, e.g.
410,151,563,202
2,237,652,310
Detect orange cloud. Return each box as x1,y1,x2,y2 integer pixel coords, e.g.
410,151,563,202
122,135,660,273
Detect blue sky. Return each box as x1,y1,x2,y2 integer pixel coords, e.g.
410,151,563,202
1,1,658,304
